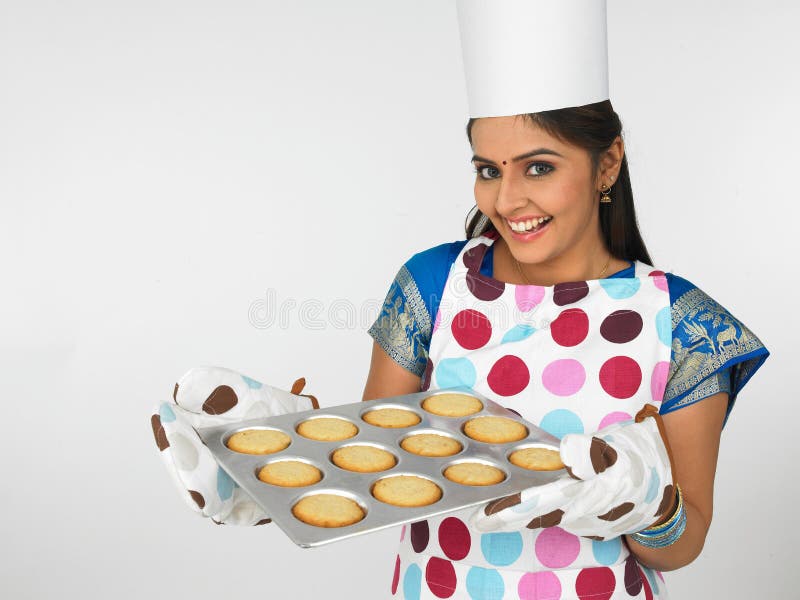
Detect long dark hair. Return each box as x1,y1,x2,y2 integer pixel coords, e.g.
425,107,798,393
464,100,653,266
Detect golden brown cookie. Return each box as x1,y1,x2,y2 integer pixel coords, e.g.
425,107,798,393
421,393,483,417
443,462,506,486
225,428,291,455
400,433,463,457
296,417,358,442
508,446,565,471
257,460,323,487
372,475,442,507
463,416,528,444
291,493,365,528
331,445,397,473
362,408,421,429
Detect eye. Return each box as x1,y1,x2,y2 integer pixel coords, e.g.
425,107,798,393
473,165,500,180
527,162,554,177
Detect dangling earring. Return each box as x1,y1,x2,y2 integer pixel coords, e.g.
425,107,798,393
599,180,612,204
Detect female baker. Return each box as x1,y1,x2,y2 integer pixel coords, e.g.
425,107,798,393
361,1,770,598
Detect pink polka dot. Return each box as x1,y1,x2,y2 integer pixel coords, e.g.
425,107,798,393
575,567,616,600
650,361,669,404
438,517,471,561
451,308,492,350
542,359,586,397
550,308,589,347
400,525,406,542
518,571,562,600
599,356,642,399
652,274,668,293
515,284,545,312
534,527,580,569
487,355,530,397
598,411,632,430
392,555,400,595
425,557,456,598
656,571,665,582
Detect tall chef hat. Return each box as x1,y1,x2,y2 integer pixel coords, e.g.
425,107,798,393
456,0,609,118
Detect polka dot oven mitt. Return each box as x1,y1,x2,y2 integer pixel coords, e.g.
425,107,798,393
150,366,319,525
470,405,676,540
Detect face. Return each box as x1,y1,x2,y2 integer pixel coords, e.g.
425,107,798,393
470,115,611,267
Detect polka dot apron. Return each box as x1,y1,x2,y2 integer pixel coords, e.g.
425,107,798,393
391,233,672,600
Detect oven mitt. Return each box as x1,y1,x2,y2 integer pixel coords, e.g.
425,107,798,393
470,405,677,540
150,366,319,525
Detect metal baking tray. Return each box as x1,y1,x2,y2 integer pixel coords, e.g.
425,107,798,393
197,386,564,548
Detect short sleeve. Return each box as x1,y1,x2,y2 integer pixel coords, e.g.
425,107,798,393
660,274,770,422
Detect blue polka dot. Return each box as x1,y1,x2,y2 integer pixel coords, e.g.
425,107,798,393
159,403,176,423
501,324,536,344
591,537,622,565
539,409,584,439
643,567,660,594
466,567,505,600
435,357,477,388
403,563,422,600
217,466,235,501
600,278,640,299
655,306,671,346
644,467,660,503
241,375,262,389
480,532,523,566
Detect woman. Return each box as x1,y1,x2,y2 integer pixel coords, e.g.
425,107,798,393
363,101,769,598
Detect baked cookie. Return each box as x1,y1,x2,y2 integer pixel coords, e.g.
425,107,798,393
421,393,483,417
372,475,442,507
296,417,358,442
400,433,462,457
463,416,528,444
443,462,506,486
226,428,291,455
291,493,365,528
331,445,397,473
258,460,323,487
508,446,565,471
362,408,421,429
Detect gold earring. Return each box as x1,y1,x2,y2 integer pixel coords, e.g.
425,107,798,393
600,181,612,204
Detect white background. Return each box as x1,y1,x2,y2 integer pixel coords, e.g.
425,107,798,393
1,1,796,598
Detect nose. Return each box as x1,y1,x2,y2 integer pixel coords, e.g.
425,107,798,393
494,170,529,215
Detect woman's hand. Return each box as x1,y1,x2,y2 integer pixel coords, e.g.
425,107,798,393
150,366,319,525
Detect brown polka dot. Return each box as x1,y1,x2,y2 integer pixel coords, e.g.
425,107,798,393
410,520,430,552
255,518,272,526
600,310,643,344
624,555,643,595
656,484,676,517
463,243,505,301
526,509,564,529
173,383,179,401
188,490,205,509
553,281,589,305
589,437,617,474
422,358,433,391
597,502,635,521
202,385,238,415
484,492,521,515
151,414,169,451
585,535,605,541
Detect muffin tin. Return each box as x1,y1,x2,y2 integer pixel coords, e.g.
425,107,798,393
196,386,564,548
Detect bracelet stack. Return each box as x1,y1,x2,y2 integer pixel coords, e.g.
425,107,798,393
629,484,686,549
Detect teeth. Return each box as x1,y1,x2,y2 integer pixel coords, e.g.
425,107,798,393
509,216,552,232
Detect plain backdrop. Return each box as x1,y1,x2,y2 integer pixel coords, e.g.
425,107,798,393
1,1,796,598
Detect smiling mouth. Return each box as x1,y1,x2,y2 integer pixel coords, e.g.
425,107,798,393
506,216,553,233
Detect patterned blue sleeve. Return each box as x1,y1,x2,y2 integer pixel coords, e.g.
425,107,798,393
661,273,770,422
367,242,465,376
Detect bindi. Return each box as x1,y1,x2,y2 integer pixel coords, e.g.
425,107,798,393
502,160,507,165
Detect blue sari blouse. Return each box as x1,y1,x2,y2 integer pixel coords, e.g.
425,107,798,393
368,240,769,422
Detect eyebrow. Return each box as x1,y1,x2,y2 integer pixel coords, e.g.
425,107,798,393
471,147,564,164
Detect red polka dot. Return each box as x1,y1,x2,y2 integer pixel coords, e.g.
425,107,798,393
425,557,457,598
575,566,616,600
487,355,530,396
438,517,471,561
641,568,654,600
599,356,642,399
550,308,589,346
391,555,400,595
451,309,492,350
648,269,665,276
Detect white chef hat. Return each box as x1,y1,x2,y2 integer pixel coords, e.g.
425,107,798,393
456,0,609,118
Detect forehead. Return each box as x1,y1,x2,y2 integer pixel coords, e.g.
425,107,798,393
470,115,572,155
